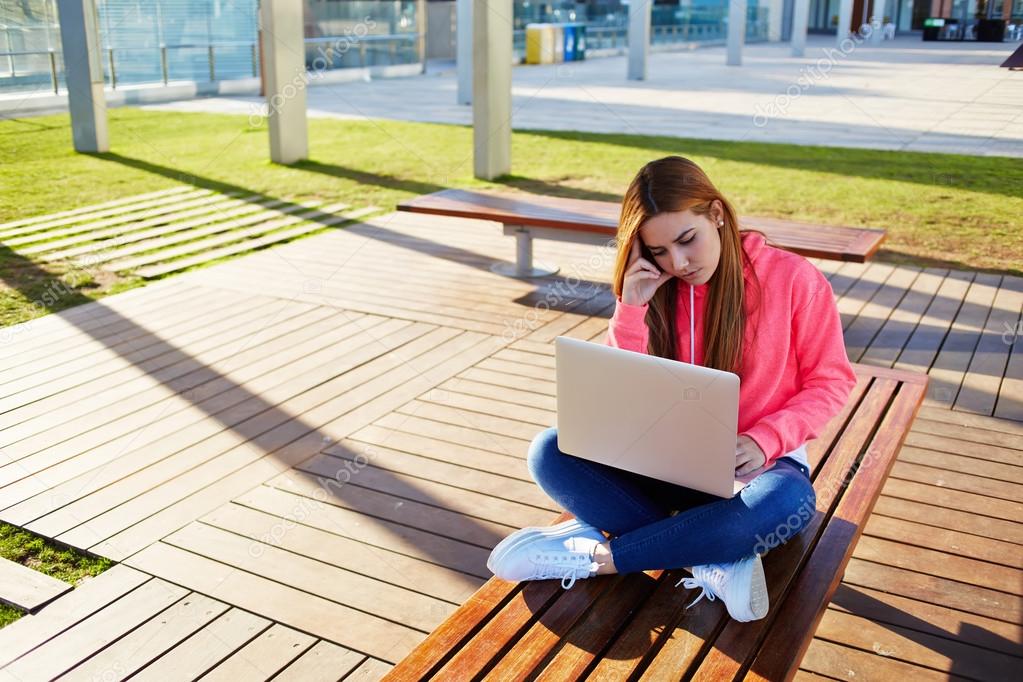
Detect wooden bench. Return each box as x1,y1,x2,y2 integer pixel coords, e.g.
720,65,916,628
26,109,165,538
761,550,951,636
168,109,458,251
383,363,927,681
397,189,887,278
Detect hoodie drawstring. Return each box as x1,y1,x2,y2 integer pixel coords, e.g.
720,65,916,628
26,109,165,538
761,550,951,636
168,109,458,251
689,283,695,366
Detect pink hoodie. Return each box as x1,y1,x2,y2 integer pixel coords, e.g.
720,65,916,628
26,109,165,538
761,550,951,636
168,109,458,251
606,231,857,468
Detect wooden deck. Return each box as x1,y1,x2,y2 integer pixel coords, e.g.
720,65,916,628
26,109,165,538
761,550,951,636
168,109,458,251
1,207,1020,680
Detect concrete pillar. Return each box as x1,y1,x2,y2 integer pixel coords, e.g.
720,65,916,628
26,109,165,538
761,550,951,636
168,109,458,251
417,0,427,73
869,0,885,43
837,0,854,46
627,0,651,80
259,0,307,164
727,0,745,66
456,0,471,104
791,0,810,56
767,0,784,41
472,0,511,180
56,0,108,152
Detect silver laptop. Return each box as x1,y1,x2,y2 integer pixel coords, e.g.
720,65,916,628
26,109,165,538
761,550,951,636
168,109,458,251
555,336,767,498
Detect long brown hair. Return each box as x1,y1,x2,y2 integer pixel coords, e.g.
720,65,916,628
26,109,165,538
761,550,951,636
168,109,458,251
612,156,763,374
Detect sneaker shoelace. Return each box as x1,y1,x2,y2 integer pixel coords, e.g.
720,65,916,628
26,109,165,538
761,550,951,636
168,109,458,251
527,553,594,589
675,566,726,609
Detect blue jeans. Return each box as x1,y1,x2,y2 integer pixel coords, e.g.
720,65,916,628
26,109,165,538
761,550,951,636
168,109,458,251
526,426,817,575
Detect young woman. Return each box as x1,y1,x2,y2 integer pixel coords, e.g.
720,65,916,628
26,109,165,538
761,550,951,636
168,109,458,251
487,156,857,622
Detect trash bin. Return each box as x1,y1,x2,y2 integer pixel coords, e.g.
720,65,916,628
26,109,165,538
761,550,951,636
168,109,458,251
574,23,586,60
552,24,565,63
563,24,576,62
922,17,944,41
526,24,556,64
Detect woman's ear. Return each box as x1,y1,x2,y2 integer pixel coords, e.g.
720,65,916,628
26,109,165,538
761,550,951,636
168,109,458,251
711,199,725,228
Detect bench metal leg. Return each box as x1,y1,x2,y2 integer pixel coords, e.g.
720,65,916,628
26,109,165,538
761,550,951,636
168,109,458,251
491,227,560,278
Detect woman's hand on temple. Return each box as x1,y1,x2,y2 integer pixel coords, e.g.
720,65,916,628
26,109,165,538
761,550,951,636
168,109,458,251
621,238,673,307
735,435,767,476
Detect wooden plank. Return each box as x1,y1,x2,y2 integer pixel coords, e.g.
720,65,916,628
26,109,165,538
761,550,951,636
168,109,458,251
904,429,1023,466
0,186,192,233
799,638,965,681
161,521,456,632
843,266,921,362
851,535,1022,595
880,476,1023,522
925,273,1001,409
17,193,246,253
894,270,975,375
0,304,366,508
234,483,489,579
55,592,228,681
917,403,1023,437
0,287,248,407
842,557,1022,622
828,583,1023,659
0,564,149,668
343,424,530,482
871,494,1023,545
859,268,949,368
0,578,188,680
956,276,1023,415
395,399,546,441
0,188,207,239
196,623,316,682
129,608,271,681
417,388,555,428
888,459,1023,501
0,556,71,612
0,296,321,455
897,444,1023,481
6,312,393,530
272,640,366,682
134,206,379,279
346,658,395,680
323,438,554,510
373,411,530,458
106,201,350,272
199,501,485,605
86,331,509,559
125,542,424,663
995,275,1023,422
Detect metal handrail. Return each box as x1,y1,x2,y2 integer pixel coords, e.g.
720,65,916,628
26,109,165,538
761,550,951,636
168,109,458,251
1,33,421,93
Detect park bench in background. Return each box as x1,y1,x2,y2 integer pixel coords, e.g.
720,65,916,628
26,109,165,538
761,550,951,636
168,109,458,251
398,189,887,277
383,363,927,681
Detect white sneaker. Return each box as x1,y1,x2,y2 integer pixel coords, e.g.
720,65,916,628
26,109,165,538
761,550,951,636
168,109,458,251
487,518,605,575
487,521,604,589
675,554,769,622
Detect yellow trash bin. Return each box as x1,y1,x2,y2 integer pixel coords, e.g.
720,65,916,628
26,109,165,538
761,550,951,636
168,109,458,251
525,23,556,64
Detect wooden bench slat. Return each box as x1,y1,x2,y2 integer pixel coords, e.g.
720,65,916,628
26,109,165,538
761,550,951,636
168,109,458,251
746,378,928,682
398,189,887,263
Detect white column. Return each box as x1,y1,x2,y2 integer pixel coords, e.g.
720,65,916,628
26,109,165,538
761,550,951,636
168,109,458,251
56,0,108,152
260,0,308,164
836,0,854,46
417,0,427,71
767,0,783,41
456,0,472,104
472,0,511,180
791,0,810,56
726,0,745,66
627,0,651,80
869,0,885,43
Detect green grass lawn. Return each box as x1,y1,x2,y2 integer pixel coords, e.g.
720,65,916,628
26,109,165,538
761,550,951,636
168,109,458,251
0,524,113,627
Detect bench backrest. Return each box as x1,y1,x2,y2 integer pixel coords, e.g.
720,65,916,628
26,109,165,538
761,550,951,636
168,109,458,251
383,363,926,681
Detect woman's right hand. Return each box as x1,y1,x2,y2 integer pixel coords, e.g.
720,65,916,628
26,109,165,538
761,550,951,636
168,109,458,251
621,237,673,307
